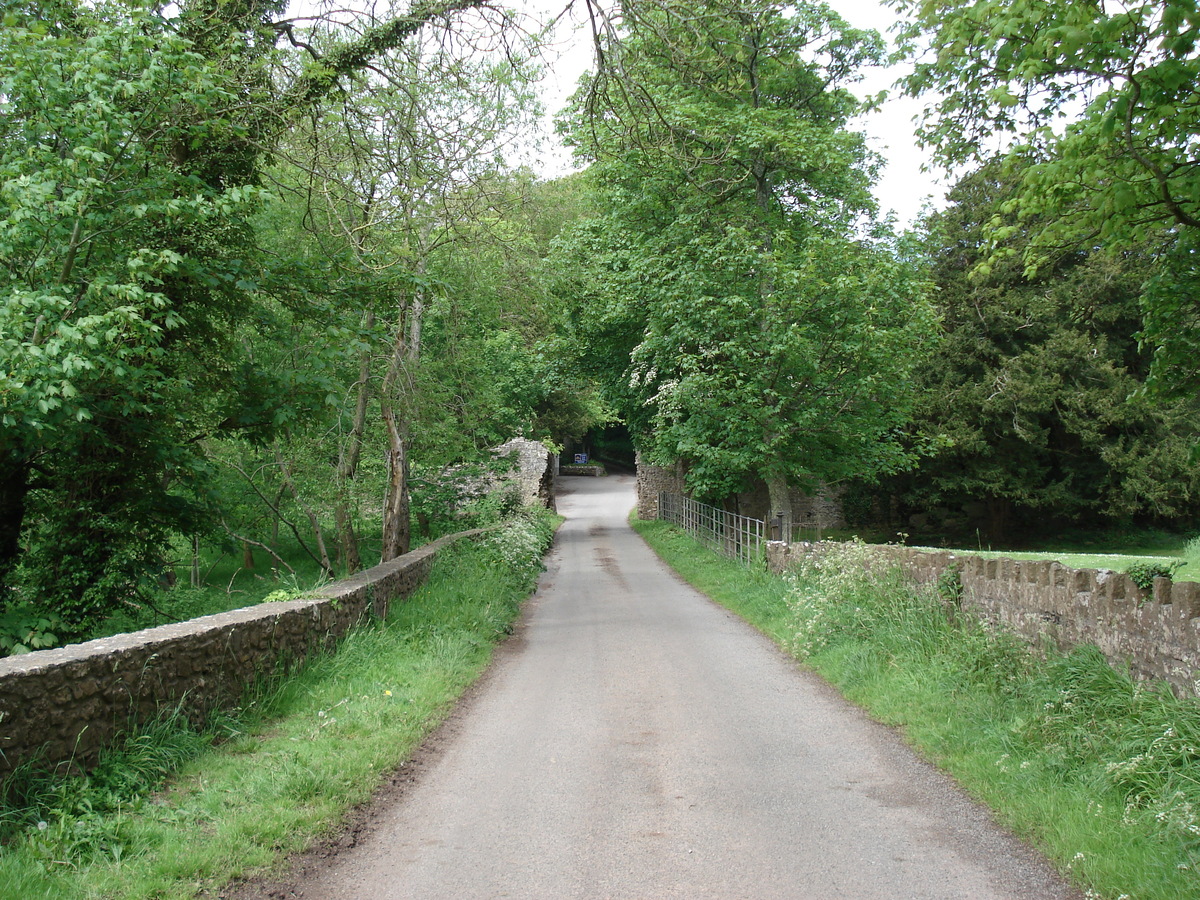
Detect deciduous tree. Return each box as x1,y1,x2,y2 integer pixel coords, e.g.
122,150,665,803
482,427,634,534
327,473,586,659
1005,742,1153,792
892,0,1200,393
558,0,937,522
0,0,521,631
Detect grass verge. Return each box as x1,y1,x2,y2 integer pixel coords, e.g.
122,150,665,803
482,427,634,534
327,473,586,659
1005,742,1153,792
0,512,557,900
631,517,1200,900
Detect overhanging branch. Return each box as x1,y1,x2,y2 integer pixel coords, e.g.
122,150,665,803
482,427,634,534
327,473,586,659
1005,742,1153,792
278,0,490,116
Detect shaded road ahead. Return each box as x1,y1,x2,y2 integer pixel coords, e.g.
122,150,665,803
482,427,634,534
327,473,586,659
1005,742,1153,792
279,475,1080,899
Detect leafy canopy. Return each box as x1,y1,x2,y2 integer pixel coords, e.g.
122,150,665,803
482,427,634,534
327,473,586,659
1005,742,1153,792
888,162,1200,538
557,0,937,502
894,0,1200,249
892,0,1200,395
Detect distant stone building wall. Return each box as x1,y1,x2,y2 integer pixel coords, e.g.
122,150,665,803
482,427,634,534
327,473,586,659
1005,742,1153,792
733,481,845,531
633,459,844,530
0,528,490,780
766,542,1200,697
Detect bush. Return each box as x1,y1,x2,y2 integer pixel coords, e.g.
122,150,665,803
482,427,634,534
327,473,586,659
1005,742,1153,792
0,604,62,655
1124,560,1183,591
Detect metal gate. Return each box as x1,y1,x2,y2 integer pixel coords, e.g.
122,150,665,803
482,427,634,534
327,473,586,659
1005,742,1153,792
657,493,766,566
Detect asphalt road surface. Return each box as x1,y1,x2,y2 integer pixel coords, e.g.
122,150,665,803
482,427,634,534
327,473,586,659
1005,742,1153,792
266,474,1081,900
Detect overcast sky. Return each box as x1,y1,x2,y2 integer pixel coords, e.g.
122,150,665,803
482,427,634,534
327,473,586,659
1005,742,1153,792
527,0,946,228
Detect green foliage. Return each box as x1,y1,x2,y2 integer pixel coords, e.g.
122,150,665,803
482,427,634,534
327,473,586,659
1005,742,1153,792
1124,560,1184,591
0,605,62,655
556,0,938,501
20,494,195,634
0,0,297,631
1011,647,1200,879
1141,230,1200,397
636,523,1200,898
0,707,220,850
266,66,584,559
789,547,1200,897
893,0,1200,392
0,0,552,631
478,512,556,593
0,511,553,898
935,563,964,605
894,0,1200,248
879,161,1200,540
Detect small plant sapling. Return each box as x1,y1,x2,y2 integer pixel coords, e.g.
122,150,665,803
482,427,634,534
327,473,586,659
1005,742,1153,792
1124,561,1184,592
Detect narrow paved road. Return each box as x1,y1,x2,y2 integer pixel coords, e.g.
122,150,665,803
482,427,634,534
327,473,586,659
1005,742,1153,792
273,475,1081,899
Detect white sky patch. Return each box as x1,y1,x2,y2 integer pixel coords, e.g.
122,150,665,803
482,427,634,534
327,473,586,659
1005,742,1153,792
834,0,946,228
282,0,947,227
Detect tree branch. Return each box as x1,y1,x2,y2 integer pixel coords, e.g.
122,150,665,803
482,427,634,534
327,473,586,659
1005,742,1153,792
219,520,297,575
278,0,490,114
222,457,325,572
1121,75,1200,230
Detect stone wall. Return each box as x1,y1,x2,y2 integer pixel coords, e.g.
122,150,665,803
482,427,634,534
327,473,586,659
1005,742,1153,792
559,464,605,477
491,438,557,509
633,460,844,529
766,541,1200,697
635,454,686,520
733,481,845,531
0,528,488,779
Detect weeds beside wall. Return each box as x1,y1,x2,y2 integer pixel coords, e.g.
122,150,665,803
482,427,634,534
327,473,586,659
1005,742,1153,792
0,529,491,780
650,482,1200,696
767,541,1200,697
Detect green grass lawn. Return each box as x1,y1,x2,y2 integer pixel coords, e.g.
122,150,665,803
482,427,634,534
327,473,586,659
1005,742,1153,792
914,545,1200,583
794,525,1200,582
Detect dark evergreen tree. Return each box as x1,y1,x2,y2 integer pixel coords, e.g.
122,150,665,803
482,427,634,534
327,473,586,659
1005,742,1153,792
875,162,1200,541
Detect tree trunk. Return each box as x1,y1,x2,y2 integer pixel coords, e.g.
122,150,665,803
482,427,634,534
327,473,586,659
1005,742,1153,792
380,419,411,561
986,496,1011,543
766,470,792,542
334,505,361,573
379,278,424,563
274,444,334,577
271,485,285,550
334,311,375,574
191,536,201,588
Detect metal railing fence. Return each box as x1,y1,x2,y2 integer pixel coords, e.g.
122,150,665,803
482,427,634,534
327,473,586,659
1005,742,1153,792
658,492,766,567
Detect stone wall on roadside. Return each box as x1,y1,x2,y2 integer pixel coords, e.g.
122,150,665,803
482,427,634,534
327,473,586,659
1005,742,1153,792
0,529,488,779
633,462,844,529
491,438,557,509
559,464,605,477
635,454,687,520
766,541,1200,697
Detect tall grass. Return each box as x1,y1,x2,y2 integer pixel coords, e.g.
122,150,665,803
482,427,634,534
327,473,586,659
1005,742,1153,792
87,537,336,641
1184,535,1200,578
0,511,556,900
633,519,1200,900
